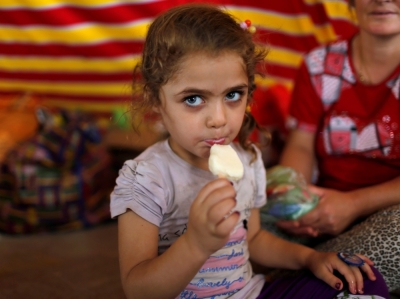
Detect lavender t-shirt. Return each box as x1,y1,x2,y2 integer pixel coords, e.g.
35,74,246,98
110,139,267,299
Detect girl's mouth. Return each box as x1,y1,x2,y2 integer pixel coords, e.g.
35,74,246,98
205,138,226,146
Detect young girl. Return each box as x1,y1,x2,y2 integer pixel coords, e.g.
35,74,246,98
110,4,389,299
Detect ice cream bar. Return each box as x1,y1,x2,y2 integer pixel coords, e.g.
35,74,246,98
209,144,244,181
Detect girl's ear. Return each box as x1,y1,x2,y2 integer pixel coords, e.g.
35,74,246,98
152,105,160,113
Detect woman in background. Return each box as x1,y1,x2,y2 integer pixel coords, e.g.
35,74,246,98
274,0,400,291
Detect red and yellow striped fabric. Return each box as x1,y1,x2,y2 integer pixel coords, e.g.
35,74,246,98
0,0,357,115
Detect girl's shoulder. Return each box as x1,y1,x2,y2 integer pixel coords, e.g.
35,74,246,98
114,140,172,188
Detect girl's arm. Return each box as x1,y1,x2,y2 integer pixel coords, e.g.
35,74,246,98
247,208,376,293
118,178,239,299
247,207,314,270
118,211,208,299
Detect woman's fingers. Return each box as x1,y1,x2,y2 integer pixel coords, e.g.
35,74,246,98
276,220,318,237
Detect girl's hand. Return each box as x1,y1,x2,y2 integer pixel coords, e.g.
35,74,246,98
184,178,239,258
306,251,376,294
276,186,359,237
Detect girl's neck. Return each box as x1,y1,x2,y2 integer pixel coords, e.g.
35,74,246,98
353,32,400,85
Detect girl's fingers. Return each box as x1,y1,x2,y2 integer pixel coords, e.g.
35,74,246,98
321,256,357,293
359,259,376,281
215,211,240,236
208,197,237,225
336,254,374,295
196,178,234,205
317,268,344,292
334,261,357,294
201,181,236,208
351,266,364,294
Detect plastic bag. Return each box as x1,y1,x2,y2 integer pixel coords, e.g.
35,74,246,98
260,165,319,222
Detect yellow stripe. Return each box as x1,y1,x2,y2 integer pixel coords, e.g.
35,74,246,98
267,46,304,68
0,0,153,9
0,79,132,96
301,0,356,23
303,0,326,4
2,49,302,74
255,75,293,91
323,1,356,22
227,8,337,44
0,56,140,72
0,22,149,44
43,98,128,112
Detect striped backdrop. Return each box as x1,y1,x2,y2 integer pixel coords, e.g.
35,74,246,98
0,0,357,115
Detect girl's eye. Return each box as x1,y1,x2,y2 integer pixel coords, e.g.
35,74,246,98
184,95,203,107
225,91,242,102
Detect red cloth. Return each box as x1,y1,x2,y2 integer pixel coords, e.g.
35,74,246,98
289,37,400,191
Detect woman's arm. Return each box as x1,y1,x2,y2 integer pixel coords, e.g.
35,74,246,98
279,129,316,183
345,175,400,218
297,176,400,236
278,130,400,236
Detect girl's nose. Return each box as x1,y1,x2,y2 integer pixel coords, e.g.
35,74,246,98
206,102,227,129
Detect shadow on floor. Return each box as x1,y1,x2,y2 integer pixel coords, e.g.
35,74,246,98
0,222,125,299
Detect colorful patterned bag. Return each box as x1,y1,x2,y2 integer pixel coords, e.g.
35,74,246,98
0,107,114,234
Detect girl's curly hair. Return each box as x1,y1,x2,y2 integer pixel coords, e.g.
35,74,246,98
132,3,269,161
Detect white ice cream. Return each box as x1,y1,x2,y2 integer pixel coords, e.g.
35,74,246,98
208,144,244,181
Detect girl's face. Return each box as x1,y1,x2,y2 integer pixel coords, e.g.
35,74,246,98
354,0,400,36
154,51,248,170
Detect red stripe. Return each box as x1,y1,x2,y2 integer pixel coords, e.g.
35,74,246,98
0,1,349,27
0,71,132,82
0,67,298,85
1,67,300,85
330,20,358,39
0,91,129,102
0,41,143,58
0,2,174,26
266,63,299,80
257,29,320,54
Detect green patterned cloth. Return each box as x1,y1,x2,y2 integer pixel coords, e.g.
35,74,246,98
260,165,319,223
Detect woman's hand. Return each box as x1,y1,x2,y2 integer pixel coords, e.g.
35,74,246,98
276,185,359,237
305,251,376,294
184,178,239,258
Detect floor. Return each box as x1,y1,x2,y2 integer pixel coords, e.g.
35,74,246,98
1,221,398,299
0,221,125,299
